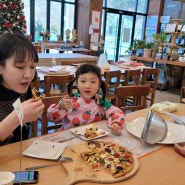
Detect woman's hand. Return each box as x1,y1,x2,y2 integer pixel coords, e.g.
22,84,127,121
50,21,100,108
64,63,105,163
110,122,122,136
21,99,45,123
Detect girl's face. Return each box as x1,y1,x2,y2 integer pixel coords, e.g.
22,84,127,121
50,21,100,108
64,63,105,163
76,72,100,99
0,56,36,94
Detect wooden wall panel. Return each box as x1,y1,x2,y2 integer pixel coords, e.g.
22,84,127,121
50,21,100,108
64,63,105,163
77,0,102,49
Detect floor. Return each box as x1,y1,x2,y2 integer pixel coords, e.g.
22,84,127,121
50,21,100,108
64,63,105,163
154,89,180,104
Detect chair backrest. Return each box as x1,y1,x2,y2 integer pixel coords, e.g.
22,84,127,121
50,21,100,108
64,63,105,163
31,95,63,137
103,70,121,104
41,96,63,135
30,77,40,90
141,68,160,106
115,85,150,112
180,87,185,103
122,69,141,86
44,74,74,96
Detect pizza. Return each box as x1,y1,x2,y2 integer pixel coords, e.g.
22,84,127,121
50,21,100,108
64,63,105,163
31,88,45,100
80,140,134,178
82,124,106,139
84,124,99,139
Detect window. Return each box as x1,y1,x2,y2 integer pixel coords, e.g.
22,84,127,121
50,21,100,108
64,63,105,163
22,0,76,42
35,0,47,41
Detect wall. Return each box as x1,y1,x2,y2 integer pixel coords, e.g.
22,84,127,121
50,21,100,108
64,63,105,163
77,0,103,49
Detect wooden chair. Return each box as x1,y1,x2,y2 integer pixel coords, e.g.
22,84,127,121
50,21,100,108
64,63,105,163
103,70,121,105
31,96,63,137
122,69,141,86
122,69,142,105
115,85,150,113
141,68,160,106
180,87,185,103
30,77,41,137
30,77,40,90
44,74,74,96
41,96,63,135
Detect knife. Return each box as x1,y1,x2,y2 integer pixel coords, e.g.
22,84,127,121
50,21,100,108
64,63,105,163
25,157,73,171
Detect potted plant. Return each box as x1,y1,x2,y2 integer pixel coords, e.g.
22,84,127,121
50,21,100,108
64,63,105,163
125,39,146,56
143,42,154,58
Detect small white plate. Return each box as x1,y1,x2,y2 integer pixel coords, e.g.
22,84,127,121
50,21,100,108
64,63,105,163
23,139,68,160
70,124,109,141
127,117,185,144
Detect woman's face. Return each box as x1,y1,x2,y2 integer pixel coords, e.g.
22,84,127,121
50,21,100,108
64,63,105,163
77,72,100,99
0,56,36,94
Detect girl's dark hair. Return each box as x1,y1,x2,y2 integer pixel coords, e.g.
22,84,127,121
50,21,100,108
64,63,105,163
0,32,39,83
67,63,106,99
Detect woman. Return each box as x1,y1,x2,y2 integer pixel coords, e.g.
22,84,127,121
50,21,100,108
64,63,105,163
0,32,45,144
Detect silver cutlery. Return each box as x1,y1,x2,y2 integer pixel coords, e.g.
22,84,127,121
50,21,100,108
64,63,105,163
25,157,72,171
164,111,185,126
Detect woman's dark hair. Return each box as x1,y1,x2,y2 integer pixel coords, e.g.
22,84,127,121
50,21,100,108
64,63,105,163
0,32,39,83
67,63,106,99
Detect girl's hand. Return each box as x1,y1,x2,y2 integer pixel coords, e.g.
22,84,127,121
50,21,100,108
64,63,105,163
21,99,45,123
110,122,122,136
59,95,72,110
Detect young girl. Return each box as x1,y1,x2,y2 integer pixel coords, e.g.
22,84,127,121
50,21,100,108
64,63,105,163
0,32,45,144
47,63,124,135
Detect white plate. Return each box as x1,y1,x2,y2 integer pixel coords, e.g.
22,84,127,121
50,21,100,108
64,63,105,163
127,117,185,144
70,124,109,141
23,139,68,160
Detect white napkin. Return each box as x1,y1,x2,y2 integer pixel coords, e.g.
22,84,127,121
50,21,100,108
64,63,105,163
98,54,110,73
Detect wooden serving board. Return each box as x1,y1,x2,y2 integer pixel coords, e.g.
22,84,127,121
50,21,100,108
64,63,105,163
59,142,139,185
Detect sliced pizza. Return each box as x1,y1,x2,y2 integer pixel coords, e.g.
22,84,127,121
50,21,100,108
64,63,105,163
80,140,134,178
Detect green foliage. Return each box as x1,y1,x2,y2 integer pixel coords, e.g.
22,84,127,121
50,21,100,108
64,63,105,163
125,39,153,53
152,32,167,44
0,0,27,34
145,42,154,49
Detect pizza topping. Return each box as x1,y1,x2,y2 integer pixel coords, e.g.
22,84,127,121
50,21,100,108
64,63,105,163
80,140,134,178
31,88,45,100
84,124,101,139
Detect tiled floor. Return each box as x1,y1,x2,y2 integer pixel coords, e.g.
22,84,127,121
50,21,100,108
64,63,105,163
154,89,180,104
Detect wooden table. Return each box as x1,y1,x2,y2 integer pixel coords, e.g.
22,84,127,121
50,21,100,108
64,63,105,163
37,64,127,81
37,53,98,66
54,47,91,54
1,104,185,185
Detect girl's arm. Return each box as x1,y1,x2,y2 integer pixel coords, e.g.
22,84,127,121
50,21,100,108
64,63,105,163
105,105,125,128
47,103,67,123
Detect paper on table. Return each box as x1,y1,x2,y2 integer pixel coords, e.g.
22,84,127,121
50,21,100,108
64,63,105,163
23,139,68,160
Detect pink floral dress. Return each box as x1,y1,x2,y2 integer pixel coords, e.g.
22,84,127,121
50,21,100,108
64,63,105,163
47,92,124,130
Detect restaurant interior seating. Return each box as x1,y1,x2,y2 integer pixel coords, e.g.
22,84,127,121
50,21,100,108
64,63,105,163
103,70,121,105
115,85,150,112
180,86,185,103
44,74,74,96
122,69,141,86
141,68,160,106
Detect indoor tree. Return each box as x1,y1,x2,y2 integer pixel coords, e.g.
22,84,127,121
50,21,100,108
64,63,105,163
0,0,27,34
